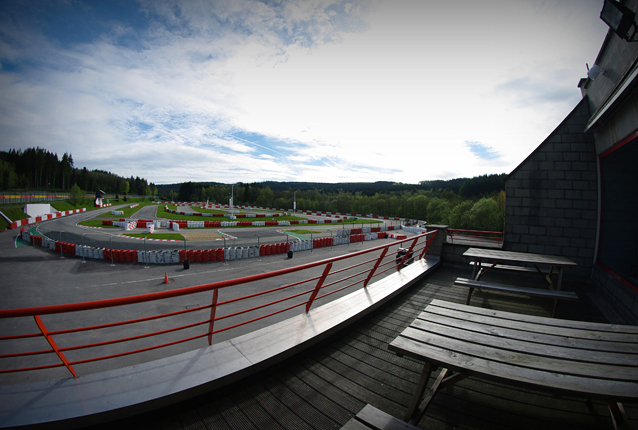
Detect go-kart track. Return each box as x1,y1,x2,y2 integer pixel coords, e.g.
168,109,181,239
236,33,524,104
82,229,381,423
1,202,425,378
24,202,412,264
0,202,439,429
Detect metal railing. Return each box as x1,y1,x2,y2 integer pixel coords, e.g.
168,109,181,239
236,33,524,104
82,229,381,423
448,229,503,247
0,231,436,378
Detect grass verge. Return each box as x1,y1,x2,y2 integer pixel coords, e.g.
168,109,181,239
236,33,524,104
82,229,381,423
124,233,185,240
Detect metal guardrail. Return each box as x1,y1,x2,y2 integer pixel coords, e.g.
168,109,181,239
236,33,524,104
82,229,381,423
448,229,503,247
0,231,436,378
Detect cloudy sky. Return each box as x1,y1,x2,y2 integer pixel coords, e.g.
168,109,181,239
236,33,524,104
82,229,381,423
0,0,609,185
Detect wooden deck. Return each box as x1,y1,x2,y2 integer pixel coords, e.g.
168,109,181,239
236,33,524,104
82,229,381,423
87,264,637,430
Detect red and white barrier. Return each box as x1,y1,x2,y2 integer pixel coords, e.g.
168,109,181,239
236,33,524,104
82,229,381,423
8,208,86,229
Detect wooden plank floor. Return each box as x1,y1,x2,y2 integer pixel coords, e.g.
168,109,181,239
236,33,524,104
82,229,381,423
87,265,637,430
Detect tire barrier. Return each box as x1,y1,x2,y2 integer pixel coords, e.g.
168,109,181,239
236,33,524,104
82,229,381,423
312,237,332,248
19,222,411,265
111,210,124,215
387,233,408,240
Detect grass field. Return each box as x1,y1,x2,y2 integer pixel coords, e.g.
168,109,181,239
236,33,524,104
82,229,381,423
158,205,309,222
78,220,119,228
99,202,157,218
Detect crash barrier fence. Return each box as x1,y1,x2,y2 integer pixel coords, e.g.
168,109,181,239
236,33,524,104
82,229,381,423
448,228,503,246
6,209,86,229
0,231,436,377
20,227,408,264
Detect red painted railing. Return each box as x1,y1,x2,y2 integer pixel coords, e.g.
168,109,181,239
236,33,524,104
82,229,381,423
0,231,436,378
448,229,503,246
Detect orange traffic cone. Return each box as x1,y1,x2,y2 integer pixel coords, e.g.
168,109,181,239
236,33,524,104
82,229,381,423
164,272,170,284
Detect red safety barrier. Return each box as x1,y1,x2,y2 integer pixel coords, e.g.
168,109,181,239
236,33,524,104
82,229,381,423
179,250,186,262
217,248,224,261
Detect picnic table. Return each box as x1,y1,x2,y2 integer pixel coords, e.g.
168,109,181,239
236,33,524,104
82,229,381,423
388,300,638,429
457,248,579,316
464,248,577,290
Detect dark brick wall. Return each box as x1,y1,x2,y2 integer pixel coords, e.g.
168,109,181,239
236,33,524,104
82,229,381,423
504,98,597,280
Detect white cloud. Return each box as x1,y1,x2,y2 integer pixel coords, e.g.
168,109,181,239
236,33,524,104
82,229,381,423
0,0,609,184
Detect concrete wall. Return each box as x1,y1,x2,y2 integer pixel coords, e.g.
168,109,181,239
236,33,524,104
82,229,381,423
23,204,53,218
504,99,597,280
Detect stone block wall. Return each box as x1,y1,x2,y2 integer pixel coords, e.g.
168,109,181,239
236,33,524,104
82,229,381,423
504,98,597,280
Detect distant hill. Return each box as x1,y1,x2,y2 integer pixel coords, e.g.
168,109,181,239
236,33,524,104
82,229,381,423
156,178,478,197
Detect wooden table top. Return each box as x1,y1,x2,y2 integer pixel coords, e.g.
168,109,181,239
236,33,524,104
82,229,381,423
389,300,638,401
463,248,578,267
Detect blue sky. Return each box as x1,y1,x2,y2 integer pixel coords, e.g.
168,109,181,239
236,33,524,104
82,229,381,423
0,0,609,184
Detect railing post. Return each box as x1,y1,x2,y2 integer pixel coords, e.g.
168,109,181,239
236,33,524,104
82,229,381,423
34,315,77,377
207,289,219,346
306,263,332,312
397,237,418,271
363,247,388,288
419,230,438,260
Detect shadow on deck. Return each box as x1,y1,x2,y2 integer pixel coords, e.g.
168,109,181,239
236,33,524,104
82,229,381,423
86,263,636,430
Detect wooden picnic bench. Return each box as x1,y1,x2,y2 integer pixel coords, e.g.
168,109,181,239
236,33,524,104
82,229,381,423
464,248,578,290
388,300,638,429
461,248,579,316
454,277,579,317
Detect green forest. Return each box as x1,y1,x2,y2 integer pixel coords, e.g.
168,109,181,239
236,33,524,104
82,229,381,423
0,147,157,196
1,146,507,232
162,174,507,232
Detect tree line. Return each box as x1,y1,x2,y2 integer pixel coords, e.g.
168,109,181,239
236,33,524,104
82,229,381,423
0,147,157,196
162,174,506,232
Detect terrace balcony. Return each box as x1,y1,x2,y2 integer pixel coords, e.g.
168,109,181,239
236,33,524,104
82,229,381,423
1,227,635,430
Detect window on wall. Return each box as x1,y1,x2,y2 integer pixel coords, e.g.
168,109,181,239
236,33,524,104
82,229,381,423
597,133,638,291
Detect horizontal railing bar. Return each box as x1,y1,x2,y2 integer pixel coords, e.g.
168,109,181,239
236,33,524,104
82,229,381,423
0,332,42,340
216,288,314,321
47,305,213,336
211,301,308,335
69,332,211,366
59,320,209,353
0,348,54,359
316,278,364,300
321,266,370,290
217,277,319,307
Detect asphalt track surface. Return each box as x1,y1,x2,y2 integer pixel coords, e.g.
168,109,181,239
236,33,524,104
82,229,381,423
34,203,398,251
0,204,414,385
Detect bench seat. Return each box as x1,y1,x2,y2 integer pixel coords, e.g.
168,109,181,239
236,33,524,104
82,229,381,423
454,277,578,317
469,260,549,275
341,404,421,430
